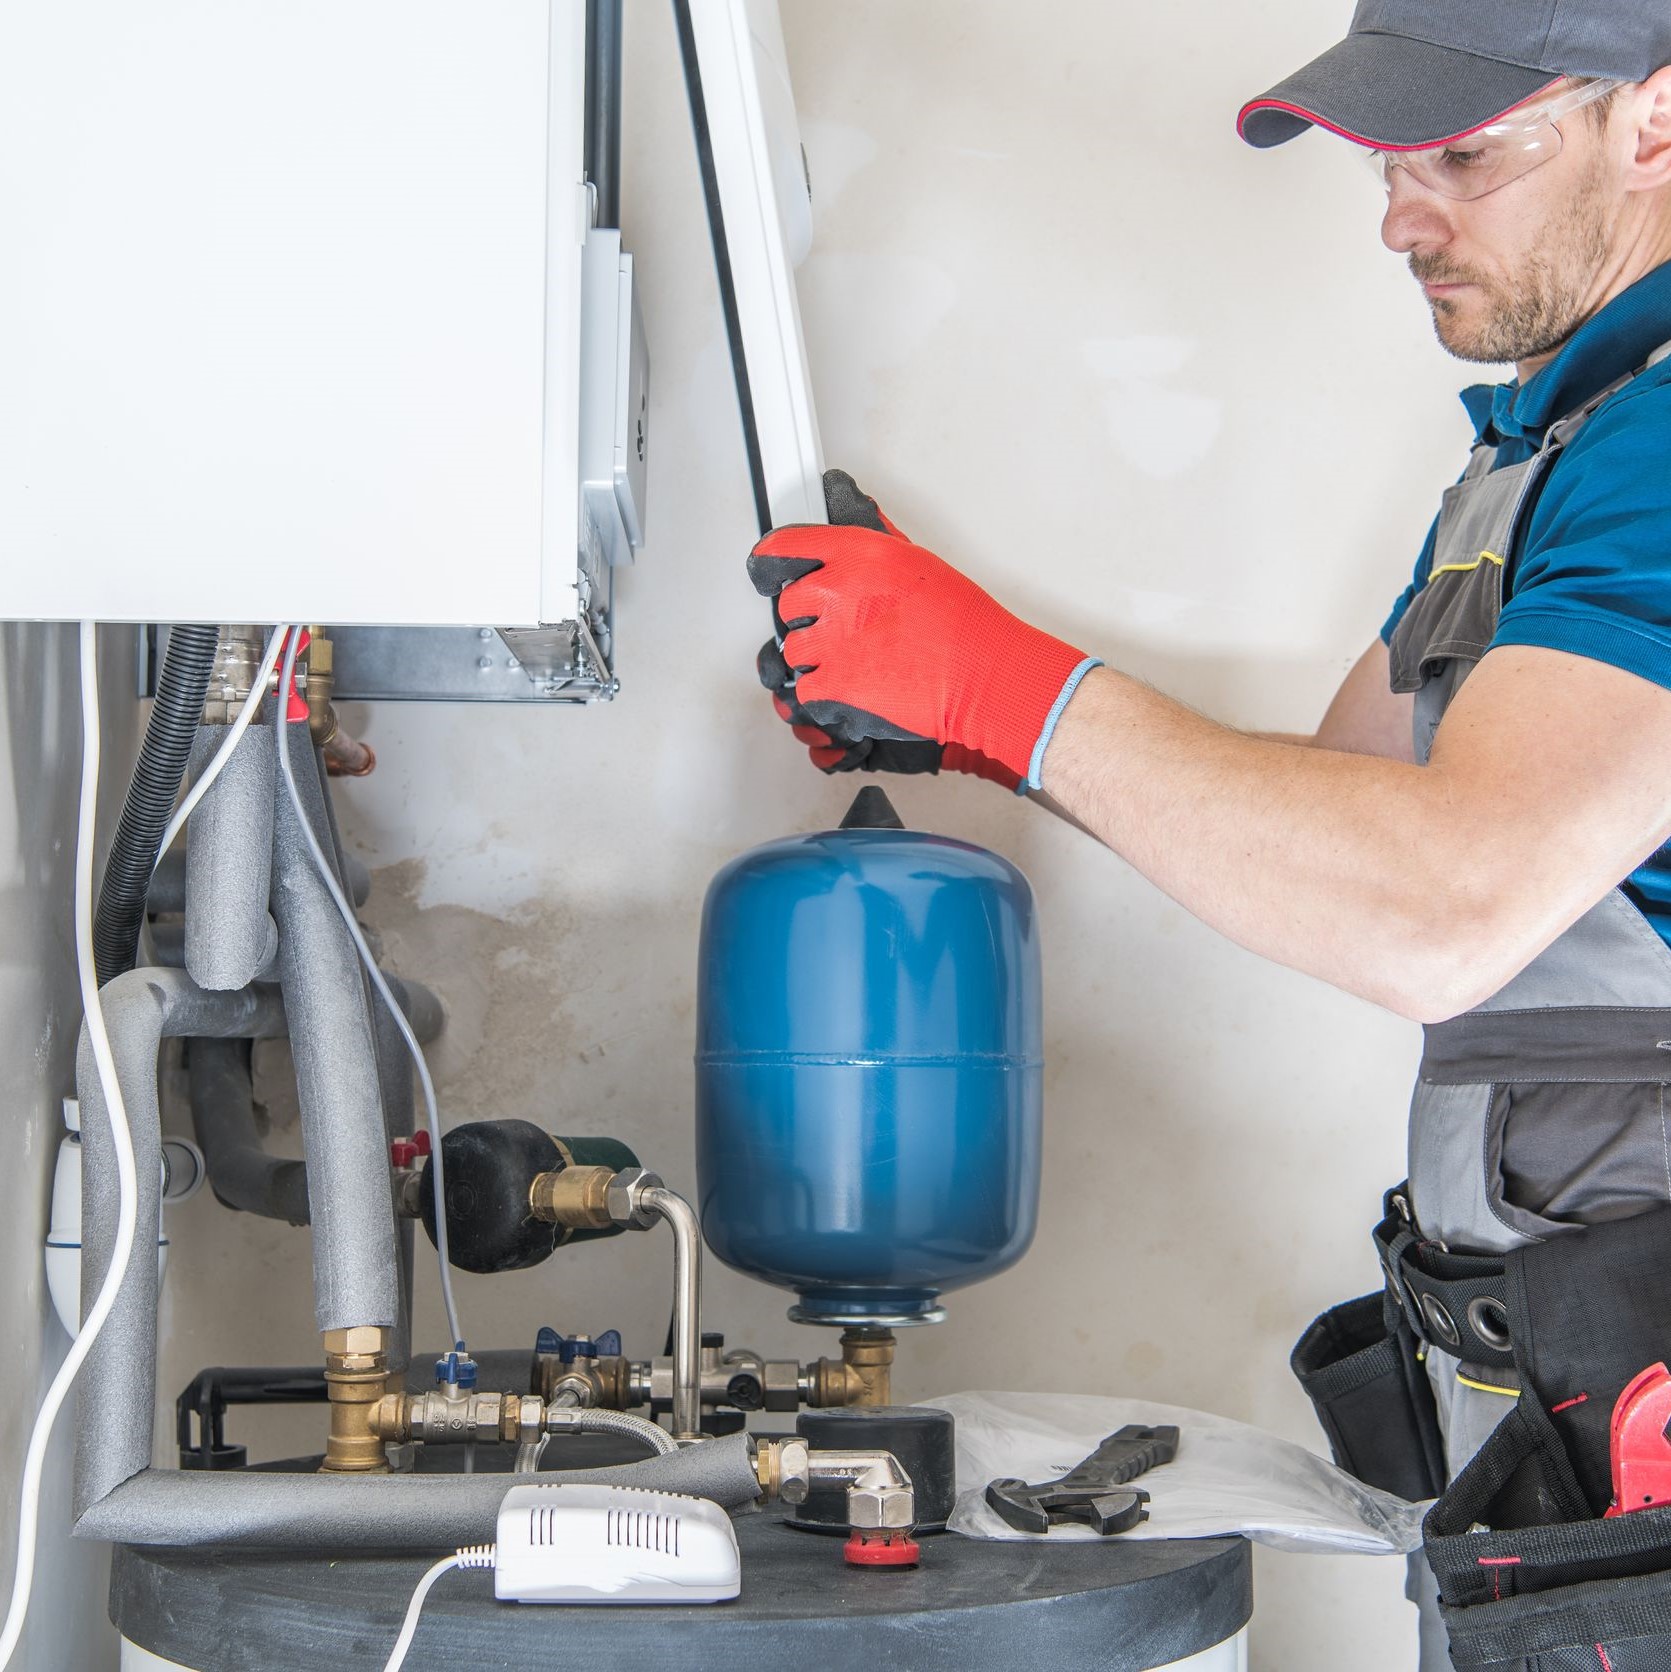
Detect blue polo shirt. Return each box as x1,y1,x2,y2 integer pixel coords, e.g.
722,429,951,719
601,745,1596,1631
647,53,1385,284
1381,260,1671,941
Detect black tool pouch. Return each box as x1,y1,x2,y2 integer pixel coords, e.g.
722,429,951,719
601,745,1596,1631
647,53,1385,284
1423,1207,1671,1670
1291,1287,1446,1502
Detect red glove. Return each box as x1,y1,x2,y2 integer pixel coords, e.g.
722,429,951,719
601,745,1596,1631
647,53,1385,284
750,471,1100,789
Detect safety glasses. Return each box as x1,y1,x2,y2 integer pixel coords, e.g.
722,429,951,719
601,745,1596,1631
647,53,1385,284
1365,78,1623,201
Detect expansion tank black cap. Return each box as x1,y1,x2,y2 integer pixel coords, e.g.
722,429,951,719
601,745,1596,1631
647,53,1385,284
418,1120,564,1273
839,786,905,830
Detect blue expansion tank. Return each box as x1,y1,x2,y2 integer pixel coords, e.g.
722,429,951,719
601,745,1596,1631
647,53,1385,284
695,787,1043,1326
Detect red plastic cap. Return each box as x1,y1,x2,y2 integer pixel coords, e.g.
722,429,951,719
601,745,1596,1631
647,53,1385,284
844,1531,920,1568
390,1140,417,1170
411,1130,432,1157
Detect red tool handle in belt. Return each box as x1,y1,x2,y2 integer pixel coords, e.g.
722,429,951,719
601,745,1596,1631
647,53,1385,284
1606,1361,1671,1517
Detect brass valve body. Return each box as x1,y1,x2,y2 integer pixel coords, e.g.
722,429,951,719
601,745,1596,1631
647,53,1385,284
320,1326,391,1474
808,1327,896,1408
528,1163,615,1231
532,1353,630,1410
304,627,335,744
370,1389,544,1446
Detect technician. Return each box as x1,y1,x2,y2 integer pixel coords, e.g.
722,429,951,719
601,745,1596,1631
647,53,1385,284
748,5,1671,1668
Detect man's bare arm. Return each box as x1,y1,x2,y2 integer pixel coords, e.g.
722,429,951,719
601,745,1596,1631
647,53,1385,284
1249,640,1415,754
1037,639,1413,826
1040,644,1671,1022
1312,640,1416,759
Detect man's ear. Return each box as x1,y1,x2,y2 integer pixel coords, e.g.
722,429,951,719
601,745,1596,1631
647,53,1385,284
1625,65,1671,191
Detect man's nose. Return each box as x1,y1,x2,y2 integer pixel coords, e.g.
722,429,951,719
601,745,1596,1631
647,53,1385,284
1379,165,1455,254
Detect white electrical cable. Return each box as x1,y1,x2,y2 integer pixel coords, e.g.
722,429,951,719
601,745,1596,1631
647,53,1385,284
0,623,143,1670
153,622,290,867
271,631,464,1351
381,1545,495,1672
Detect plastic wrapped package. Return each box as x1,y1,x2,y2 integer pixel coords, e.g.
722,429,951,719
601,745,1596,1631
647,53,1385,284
922,1391,1425,1555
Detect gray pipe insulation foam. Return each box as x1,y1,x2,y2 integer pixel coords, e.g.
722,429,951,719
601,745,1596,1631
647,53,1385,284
74,700,756,1549
79,723,407,1523
74,970,289,1518
75,1435,764,1547
182,724,278,992
268,718,401,1336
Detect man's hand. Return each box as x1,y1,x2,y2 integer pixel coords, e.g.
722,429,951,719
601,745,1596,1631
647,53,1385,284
749,470,1100,789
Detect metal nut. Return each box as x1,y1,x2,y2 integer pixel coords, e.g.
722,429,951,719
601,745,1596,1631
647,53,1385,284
516,1395,545,1443
776,1437,811,1506
761,1361,802,1413
323,1325,388,1361
848,1484,915,1530
605,1166,664,1231
549,1372,597,1409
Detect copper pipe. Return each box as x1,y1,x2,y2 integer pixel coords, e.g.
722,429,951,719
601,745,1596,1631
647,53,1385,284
323,725,376,778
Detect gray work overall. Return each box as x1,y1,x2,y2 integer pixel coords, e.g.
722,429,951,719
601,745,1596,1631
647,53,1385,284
1386,345,1671,1671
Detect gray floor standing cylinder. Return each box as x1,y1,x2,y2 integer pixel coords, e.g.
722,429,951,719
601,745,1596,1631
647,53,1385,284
74,971,287,1517
183,726,277,991
269,723,400,1334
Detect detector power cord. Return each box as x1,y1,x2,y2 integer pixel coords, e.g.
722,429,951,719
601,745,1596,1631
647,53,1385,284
272,630,464,1351
0,622,143,1669
380,1545,496,1672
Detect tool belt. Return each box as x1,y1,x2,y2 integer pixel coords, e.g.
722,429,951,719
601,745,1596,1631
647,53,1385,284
1294,1191,1671,1669
1373,1186,1515,1374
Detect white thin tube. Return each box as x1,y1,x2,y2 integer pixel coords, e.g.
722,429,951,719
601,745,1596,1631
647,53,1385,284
154,623,290,866
0,623,142,1670
272,632,464,1351
381,1544,493,1671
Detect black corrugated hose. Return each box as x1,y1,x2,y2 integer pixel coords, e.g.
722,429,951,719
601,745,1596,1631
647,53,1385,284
93,624,219,985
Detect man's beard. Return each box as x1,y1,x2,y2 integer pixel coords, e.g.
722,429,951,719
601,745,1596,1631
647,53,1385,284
1410,159,1615,364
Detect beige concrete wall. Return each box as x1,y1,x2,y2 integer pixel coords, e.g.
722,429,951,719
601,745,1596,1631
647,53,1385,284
153,4,1495,1665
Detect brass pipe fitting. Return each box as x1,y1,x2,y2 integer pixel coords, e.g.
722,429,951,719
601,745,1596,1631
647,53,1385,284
321,1326,391,1473
840,1327,895,1406
368,1389,546,1446
804,1356,853,1407
370,1392,411,1443
303,627,376,775
807,1327,896,1407
304,627,335,743
531,1353,626,1409
588,1355,630,1409
752,1436,810,1504
529,1163,614,1230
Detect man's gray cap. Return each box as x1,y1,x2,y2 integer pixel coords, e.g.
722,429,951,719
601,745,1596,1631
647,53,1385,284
1239,0,1671,150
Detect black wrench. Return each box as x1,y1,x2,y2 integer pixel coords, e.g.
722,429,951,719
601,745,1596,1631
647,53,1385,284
985,1424,1181,1535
